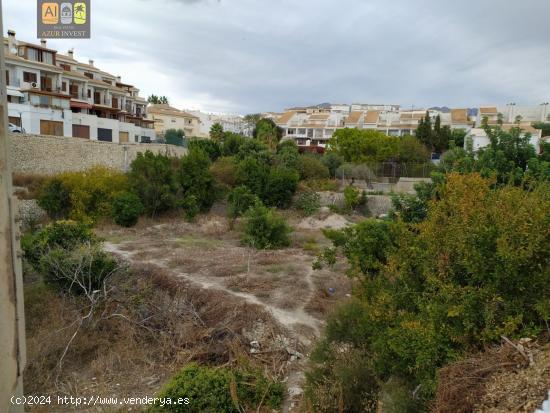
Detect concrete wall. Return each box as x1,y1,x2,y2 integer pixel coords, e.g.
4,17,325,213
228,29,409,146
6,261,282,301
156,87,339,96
9,133,187,175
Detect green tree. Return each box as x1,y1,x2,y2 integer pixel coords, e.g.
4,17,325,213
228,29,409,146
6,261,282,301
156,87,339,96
188,139,221,161
148,95,169,104
243,202,292,249
129,150,179,217
263,167,299,208
209,122,224,142
111,191,143,227
253,118,283,149
227,186,259,219
177,149,216,212
321,152,344,177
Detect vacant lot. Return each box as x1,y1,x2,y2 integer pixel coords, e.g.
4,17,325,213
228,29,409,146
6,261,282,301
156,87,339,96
24,210,352,412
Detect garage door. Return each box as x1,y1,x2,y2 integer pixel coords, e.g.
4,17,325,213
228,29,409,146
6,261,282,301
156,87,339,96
97,128,113,142
40,120,64,136
72,124,90,139
119,131,129,143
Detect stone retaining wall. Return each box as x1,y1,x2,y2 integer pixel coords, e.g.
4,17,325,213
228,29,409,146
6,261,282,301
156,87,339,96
9,133,187,175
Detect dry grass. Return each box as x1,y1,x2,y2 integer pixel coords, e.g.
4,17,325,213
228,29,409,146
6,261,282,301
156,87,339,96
432,341,530,413
12,173,48,199
24,263,290,412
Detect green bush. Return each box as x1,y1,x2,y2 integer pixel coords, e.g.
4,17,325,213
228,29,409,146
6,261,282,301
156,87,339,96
227,186,259,219
296,156,330,180
188,139,221,161
181,195,199,222
321,152,344,177
112,191,143,227
235,139,271,163
129,151,179,217
38,167,128,222
263,167,299,208
177,148,216,212
22,220,95,269
151,363,284,413
243,202,292,249
235,156,270,196
39,244,118,295
37,178,71,219
221,133,245,156
308,174,550,409
295,191,321,216
275,140,300,169
343,186,365,212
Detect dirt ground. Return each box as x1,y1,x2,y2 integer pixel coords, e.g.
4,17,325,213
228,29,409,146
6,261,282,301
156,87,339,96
93,211,353,411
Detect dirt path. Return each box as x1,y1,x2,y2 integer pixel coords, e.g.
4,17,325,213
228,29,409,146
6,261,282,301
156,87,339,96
104,242,321,338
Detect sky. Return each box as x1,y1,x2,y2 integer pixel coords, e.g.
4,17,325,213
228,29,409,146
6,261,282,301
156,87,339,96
4,0,550,114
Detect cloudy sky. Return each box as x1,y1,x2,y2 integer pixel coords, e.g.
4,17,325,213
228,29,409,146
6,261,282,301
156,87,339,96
4,0,550,114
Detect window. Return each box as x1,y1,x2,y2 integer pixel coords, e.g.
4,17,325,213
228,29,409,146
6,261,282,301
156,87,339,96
62,82,67,92
87,89,91,98
60,63,71,71
23,72,37,83
84,72,94,79
5,70,8,86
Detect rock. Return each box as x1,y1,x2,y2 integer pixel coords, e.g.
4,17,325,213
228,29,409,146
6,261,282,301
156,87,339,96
286,348,304,359
288,387,303,397
250,340,260,349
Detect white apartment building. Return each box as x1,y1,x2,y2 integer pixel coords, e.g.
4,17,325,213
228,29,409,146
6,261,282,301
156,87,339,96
274,104,475,148
147,104,201,137
187,111,251,138
5,30,155,143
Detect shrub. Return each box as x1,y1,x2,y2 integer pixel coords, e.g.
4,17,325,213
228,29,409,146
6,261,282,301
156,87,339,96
235,139,271,163
188,139,222,161
296,156,330,180
39,244,118,295
227,186,259,219
235,156,270,196
263,167,299,209
301,179,339,192
129,151,179,217
41,167,128,222
308,174,550,408
22,220,95,269
151,363,284,413
181,195,199,222
243,202,292,249
177,148,216,212
295,191,321,216
321,152,343,178
38,177,71,219
343,186,363,211
221,132,245,156
210,156,237,187
275,140,300,169
111,191,143,227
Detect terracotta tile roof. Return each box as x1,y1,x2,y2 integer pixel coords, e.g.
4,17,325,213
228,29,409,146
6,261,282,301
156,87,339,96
5,54,62,73
309,113,330,121
276,111,296,124
400,112,425,120
147,104,199,119
479,107,498,115
346,111,363,124
451,108,469,123
364,110,380,124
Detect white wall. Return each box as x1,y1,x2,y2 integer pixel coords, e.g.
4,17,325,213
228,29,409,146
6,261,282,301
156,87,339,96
8,103,72,136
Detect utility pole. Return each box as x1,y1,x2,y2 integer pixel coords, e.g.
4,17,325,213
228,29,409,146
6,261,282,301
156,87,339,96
0,0,26,411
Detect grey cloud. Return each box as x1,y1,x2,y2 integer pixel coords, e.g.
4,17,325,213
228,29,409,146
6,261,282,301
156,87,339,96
4,0,550,113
